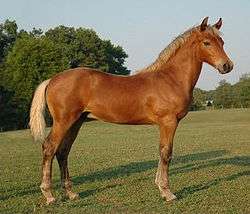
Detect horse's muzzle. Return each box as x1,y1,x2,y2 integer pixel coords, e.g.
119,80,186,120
218,60,234,74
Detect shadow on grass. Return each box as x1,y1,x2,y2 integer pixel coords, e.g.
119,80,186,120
72,150,229,185
172,149,228,164
1,150,249,201
72,150,249,200
170,155,250,176
0,187,40,201
79,183,121,199
176,170,250,199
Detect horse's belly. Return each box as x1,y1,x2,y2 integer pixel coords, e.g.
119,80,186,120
85,106,154,125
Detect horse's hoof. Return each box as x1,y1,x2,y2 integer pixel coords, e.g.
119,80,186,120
165,193,177,202
46,197,56,205
68,192,80,200
161,189,177,202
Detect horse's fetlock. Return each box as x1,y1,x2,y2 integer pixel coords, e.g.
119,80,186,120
63,180,72,190
40,182,51,191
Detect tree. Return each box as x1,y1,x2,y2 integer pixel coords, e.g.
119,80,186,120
45,26,130,75
214,80,234,108
191,88,207,110
0,20,130,130
101,40,129,75
0,86,20,130
234,75,250,108
0,19,18,63
1,34,70,129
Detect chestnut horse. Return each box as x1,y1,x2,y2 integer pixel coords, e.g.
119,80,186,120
29,17,233,204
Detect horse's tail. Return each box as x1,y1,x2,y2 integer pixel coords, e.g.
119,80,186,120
29,79,51,142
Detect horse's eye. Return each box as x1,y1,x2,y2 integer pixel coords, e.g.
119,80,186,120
203,41,211,46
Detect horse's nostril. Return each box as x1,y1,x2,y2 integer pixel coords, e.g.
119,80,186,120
223,63,228,71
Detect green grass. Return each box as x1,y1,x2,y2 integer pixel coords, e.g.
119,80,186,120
0,109,250,214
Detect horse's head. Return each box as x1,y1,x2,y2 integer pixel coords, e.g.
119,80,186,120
196,17,233,74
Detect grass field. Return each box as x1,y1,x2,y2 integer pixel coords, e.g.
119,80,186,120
0,109,250,214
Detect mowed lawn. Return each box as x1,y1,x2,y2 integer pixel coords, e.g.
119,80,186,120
0,109,250,214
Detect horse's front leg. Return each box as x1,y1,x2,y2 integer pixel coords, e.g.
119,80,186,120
155,116,178,202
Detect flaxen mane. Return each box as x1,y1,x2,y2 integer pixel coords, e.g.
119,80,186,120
136,25,221,73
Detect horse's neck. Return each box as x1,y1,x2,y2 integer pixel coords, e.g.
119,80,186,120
161,44,202,95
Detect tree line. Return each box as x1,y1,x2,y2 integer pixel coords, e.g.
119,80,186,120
0,19,130,131
191,74,250,110
1,19,249,131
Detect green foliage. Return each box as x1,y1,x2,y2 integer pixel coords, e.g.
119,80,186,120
192,75,250,110
45,26,129,75
1,34,70,129
0,19,130,131
190,88,207,110
234,75,250,108
213,80,234,108
0,19,18,62
0,86,20,130
4,34,69,101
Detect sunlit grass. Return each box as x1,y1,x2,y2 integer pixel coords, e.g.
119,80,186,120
0,109,249,213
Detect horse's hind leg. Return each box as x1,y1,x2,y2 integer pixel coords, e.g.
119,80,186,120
40,121,68,204
56,113,88,200
40,114,81,204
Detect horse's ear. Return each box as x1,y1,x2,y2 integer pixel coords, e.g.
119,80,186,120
200,17,209,31
213,18,222,30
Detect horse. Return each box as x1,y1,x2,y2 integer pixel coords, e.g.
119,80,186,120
29,17,233,204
